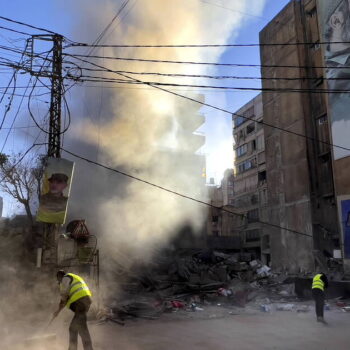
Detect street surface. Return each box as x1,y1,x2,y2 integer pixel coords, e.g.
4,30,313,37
6,303,350,349
78,305,350,350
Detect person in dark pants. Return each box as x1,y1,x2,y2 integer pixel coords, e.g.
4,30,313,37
312,272,328,323
53,270,94,350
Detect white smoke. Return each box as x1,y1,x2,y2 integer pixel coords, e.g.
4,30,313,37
66,0,267,267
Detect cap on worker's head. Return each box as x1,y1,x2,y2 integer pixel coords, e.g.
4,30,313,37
48,173,68,183
56,270,66,279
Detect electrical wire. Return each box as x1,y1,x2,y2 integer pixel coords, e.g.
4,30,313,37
66,40,350,49
74,76,350,94
1,76,33,152
64,52,350,70
69,54,350,153
0,25,32,36
0,15,58,36
0,142,47,183
72,67,345,82
62,147,313,239
27,50,52,134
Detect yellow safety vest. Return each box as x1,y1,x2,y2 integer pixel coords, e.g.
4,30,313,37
63,273,92,308
312,274,325,291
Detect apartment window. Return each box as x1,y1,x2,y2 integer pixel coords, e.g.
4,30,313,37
244,106,254,120
236,144,248,157
235,116,246,127
252,139,256,151
245,229,261,242
237,158,256,173
258,170,267,183
247,208,259,223
212,215,219,223
247,123,255,134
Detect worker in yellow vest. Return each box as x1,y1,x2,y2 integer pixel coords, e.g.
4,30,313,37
53,270,93,350
312,272,328,323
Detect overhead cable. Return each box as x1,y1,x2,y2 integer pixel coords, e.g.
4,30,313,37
71,55,350,153
62,147,312,239
66,40,350,48
64,53,347,70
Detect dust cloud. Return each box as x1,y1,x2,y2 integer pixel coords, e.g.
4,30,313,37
65,0,266,270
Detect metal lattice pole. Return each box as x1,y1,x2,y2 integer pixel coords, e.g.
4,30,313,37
48,34,63,158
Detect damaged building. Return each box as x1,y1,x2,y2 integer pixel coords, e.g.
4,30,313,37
259,0,347,273
232,94,269,265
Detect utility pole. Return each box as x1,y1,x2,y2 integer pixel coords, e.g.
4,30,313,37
30,34,64,266
48,34,63,158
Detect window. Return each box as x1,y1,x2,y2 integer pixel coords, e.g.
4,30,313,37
258,171,267,183
252,140,256,151
212,215,219,223
247,208,259,223
235,116,246,127
247,123,255,134
236,144,247,157
237,158,256,173
246,229,261,242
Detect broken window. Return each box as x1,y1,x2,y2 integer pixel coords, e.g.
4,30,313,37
258,170,267,183
246,123,255,134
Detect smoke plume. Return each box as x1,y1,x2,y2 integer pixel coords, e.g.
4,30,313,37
65,0,266,269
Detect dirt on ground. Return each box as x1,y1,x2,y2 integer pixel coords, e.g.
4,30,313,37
6,300,350,350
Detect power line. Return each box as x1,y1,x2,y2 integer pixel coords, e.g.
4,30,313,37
0,125,42,130
0,25,32,36
70,55,350,153
75,75,350,94
1,76,33,152
199,0,268,21
62,147,312,239
65,53,348,70
72,67,349,82
0,142,46,183
0,15,58,36
66,40,350,49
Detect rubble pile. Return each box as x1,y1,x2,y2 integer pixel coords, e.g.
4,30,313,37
98,249,298,323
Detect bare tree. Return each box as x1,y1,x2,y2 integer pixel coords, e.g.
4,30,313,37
0,153,44,226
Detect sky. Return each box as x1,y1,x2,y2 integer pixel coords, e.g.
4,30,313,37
0,0,290,217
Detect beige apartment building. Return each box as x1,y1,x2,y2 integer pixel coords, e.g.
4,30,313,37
232,94,270,264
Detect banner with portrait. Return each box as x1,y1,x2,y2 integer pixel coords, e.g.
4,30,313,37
318,0,350,159
36,157,74,224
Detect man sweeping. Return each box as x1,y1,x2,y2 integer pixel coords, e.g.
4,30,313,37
312,272,328,323
53,270,94,350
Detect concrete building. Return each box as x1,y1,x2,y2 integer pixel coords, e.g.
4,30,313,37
259,0,342,273
232,94,269,264
206,170,242,249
